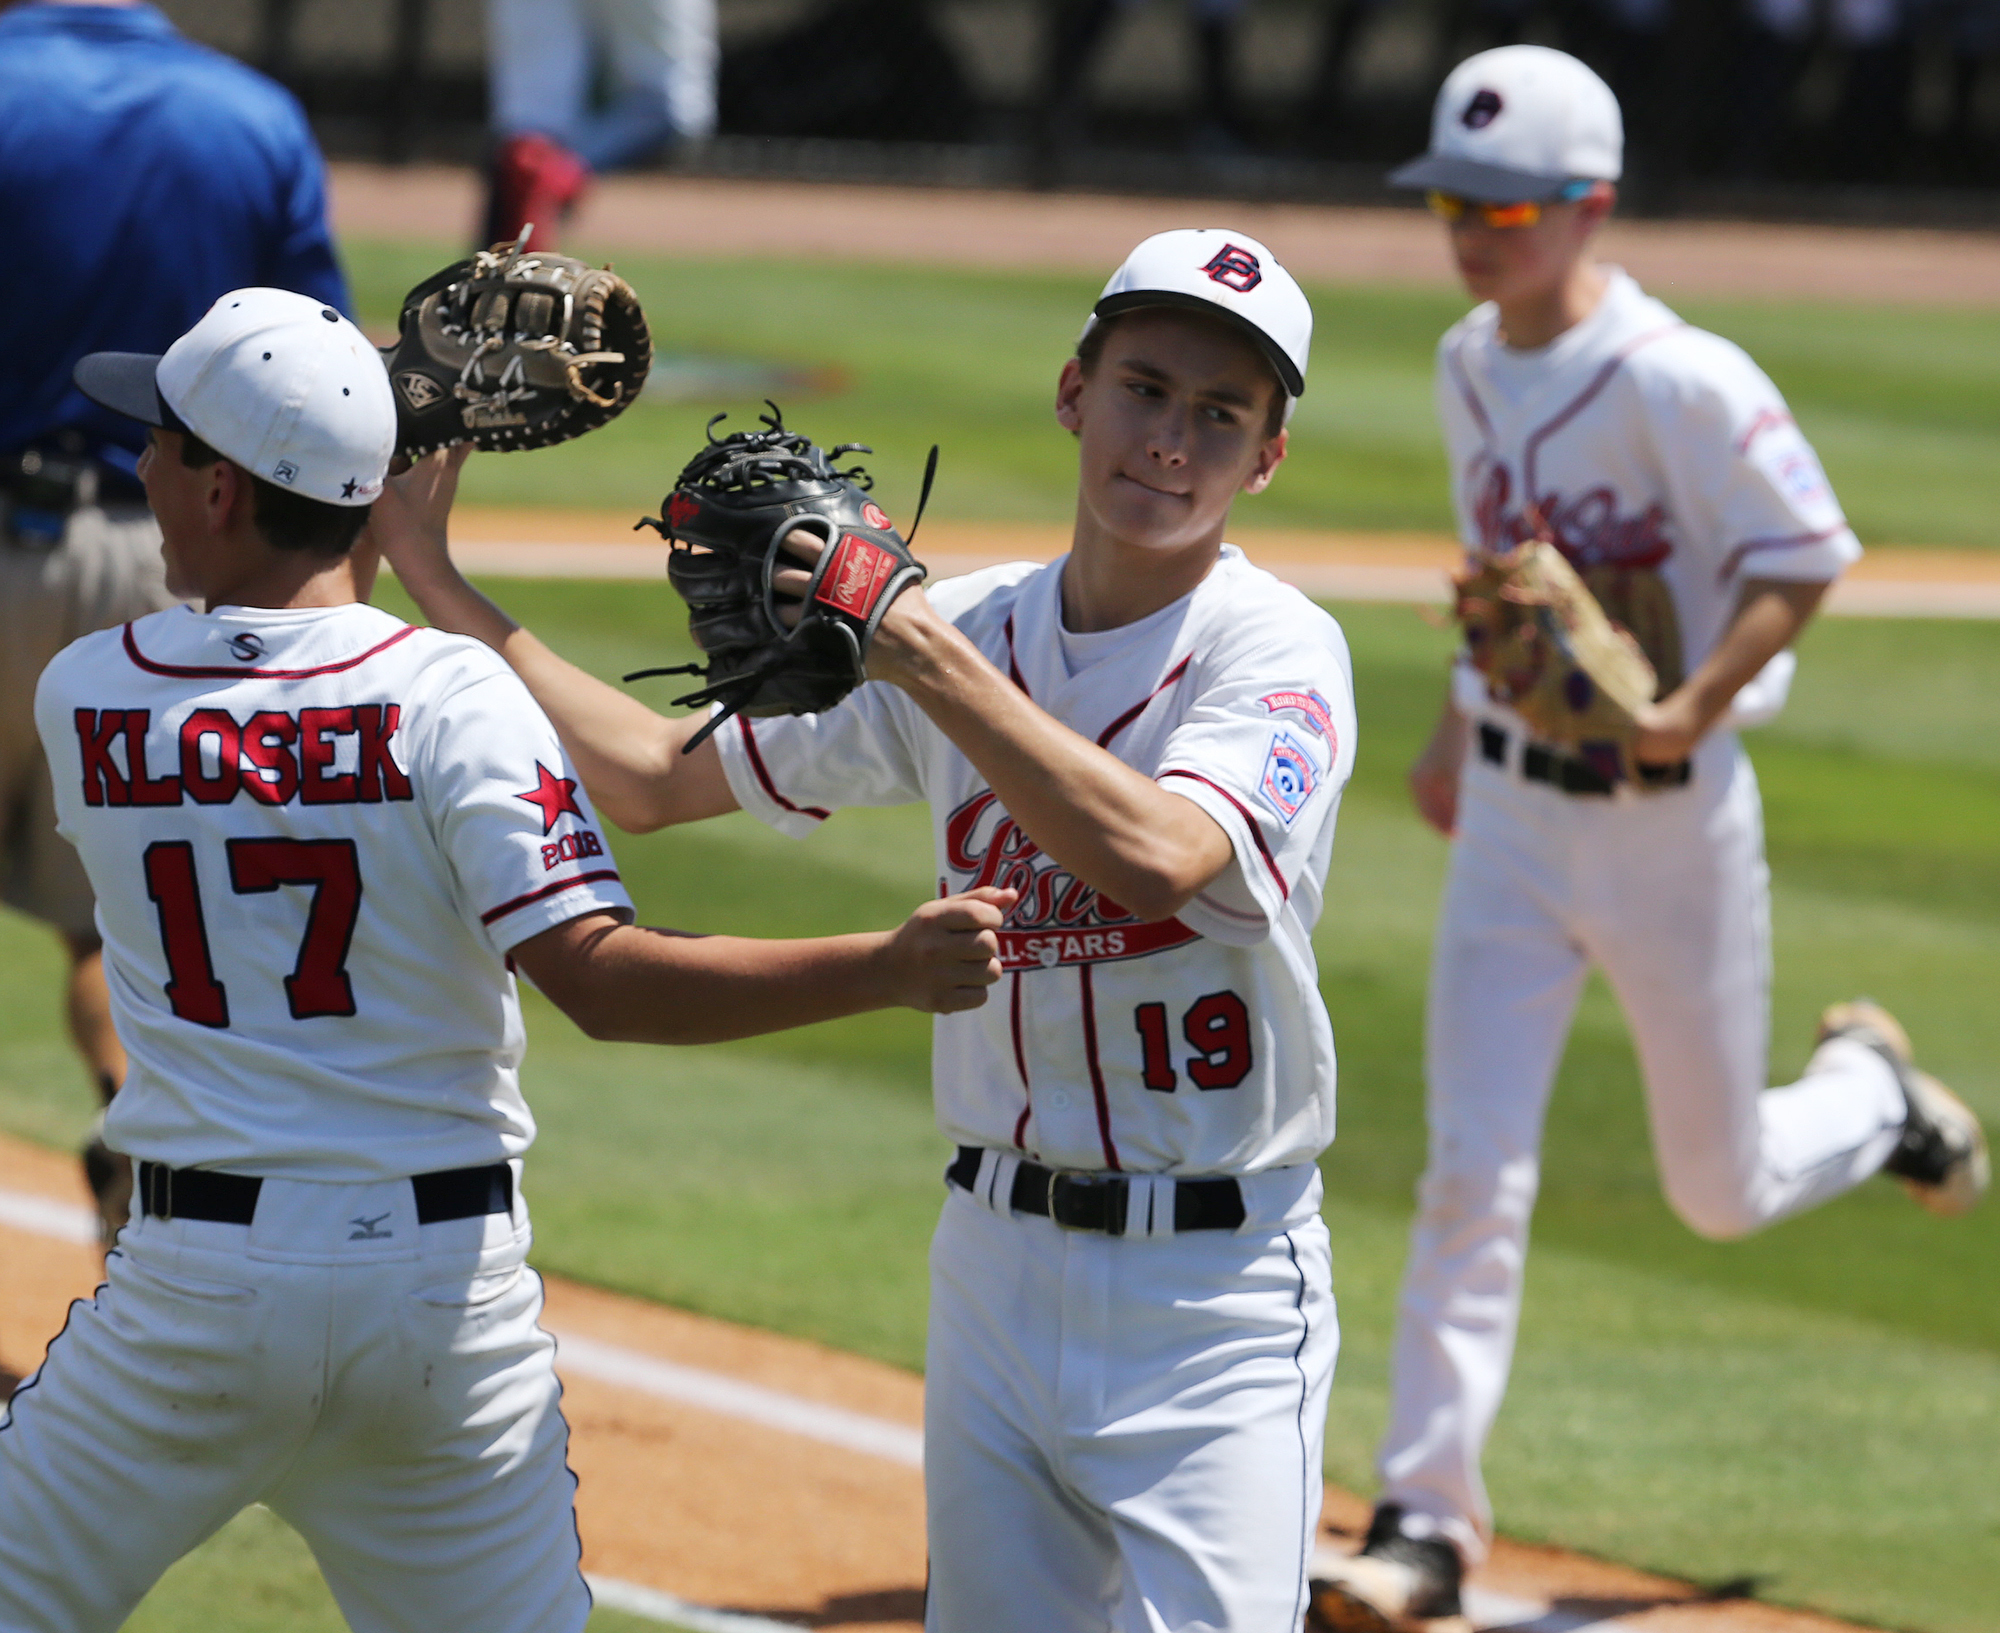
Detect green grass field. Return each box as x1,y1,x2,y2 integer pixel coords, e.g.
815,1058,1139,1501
340,237,2000,549
5,586,1993,1632
3,250,1996,1628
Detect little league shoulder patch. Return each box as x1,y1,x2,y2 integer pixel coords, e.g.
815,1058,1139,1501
1259,730,1319,825
1259,688,1337,744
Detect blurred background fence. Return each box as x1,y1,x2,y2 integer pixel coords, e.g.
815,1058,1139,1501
160,0,2000,215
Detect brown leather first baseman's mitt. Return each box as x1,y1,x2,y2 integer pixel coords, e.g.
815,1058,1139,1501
1455,541,1659,782
628,405,933,751
379,234,651,459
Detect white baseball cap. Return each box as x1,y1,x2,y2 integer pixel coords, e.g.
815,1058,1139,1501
74,288,396,507
1390,46,1623,203
1083,228,1312,401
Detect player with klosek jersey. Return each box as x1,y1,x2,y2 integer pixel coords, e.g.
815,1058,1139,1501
376,230,1354,1631
0,290,1008,1633
1309,47,1989,1633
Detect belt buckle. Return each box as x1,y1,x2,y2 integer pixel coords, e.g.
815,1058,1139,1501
1048,1171,1127,1235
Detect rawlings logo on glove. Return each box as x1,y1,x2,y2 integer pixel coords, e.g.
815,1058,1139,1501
1456,539,1660,782
628,405,933,750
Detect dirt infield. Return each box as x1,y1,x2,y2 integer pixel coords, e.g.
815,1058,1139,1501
0,1132,1876,1632
329,162,2000,307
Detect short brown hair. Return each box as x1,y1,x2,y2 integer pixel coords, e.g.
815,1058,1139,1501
1075,310,1288,439
176,430,371,558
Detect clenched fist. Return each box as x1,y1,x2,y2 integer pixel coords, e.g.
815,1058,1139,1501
883,887,1015,1014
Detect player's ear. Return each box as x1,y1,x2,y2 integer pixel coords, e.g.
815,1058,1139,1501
206,458,251,536
1577,180,1617,231
1240,426,1288,496
1055,357,1087,437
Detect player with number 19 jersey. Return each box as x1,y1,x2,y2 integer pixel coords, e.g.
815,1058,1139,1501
35,599,633,1181
720,545,1355,1177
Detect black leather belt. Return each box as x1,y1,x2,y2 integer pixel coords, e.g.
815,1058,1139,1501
947,1146,1245,1235
137,1161,513,1226
1478,723,1690,795
3,446,146,542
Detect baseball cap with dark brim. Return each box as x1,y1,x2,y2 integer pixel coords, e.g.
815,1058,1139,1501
1094,289,1305,399
1389,46,1622,205
72,289,395,507
1087,229,1312,406
1387,153,1581,203
72,351,188,432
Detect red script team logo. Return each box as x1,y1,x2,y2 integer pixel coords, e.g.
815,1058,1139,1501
945,789,1198,970
1201,244,1263,293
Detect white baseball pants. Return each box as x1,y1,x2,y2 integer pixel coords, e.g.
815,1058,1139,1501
1377,731,1906,1567
924,1163,1337,1633
487,0,718,167
0,1174,588,1633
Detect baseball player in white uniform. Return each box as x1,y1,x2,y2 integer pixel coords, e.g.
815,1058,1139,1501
1310,47,1989,1632
378,229,1354,1632
1,289,1006,1633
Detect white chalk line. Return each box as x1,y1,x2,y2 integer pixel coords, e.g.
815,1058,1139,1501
553,1332,924,1468
585,1573,811,1630
0,1185,1648,1631
0,1185,922,1464
0,1186,96,1247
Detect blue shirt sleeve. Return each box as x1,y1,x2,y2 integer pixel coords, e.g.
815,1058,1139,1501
262,101,350,317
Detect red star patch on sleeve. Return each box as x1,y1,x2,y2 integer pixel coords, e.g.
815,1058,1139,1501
516,762,584,834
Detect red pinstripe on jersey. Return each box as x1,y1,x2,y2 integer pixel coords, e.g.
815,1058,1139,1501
1097,655,1192,749
1157,769,1288,899
123,621,418,680
737,717,830,820
1520,325,1682,500
1009,973,1033,1149
1003,616,1029,695
1715,525,1850,585
480,869,623,926
1077,963,1121,1170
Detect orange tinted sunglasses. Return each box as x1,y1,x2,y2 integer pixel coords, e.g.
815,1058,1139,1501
1426,179,1595,228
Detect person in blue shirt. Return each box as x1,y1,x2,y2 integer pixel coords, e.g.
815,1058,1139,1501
0,0,348,1267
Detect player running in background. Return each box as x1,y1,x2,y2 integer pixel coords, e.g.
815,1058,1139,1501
0,290,1005,1633
379,229,1353,1632
0,0,349,1252
1310,46,1988,1632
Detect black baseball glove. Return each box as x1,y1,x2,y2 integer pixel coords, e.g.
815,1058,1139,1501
630,405,933,750
379,235,651,459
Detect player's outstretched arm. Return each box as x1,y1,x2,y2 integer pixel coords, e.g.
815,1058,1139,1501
366,447,736,831
513,887,1015,1044
1630,577,1828,764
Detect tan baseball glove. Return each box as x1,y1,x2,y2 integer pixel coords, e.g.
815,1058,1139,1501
379,237,651,460
1455,541,1659,779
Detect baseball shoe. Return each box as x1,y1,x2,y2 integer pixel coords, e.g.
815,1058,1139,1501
1818,999,1989,1217
1308,1506,1469,1633
483,132,591,253
80,1120,131,1248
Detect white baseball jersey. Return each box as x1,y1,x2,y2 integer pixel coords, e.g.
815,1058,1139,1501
1438,267,1861,730
34,600,633,1181
1369,268,1901,1573
716,545,1356,1177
